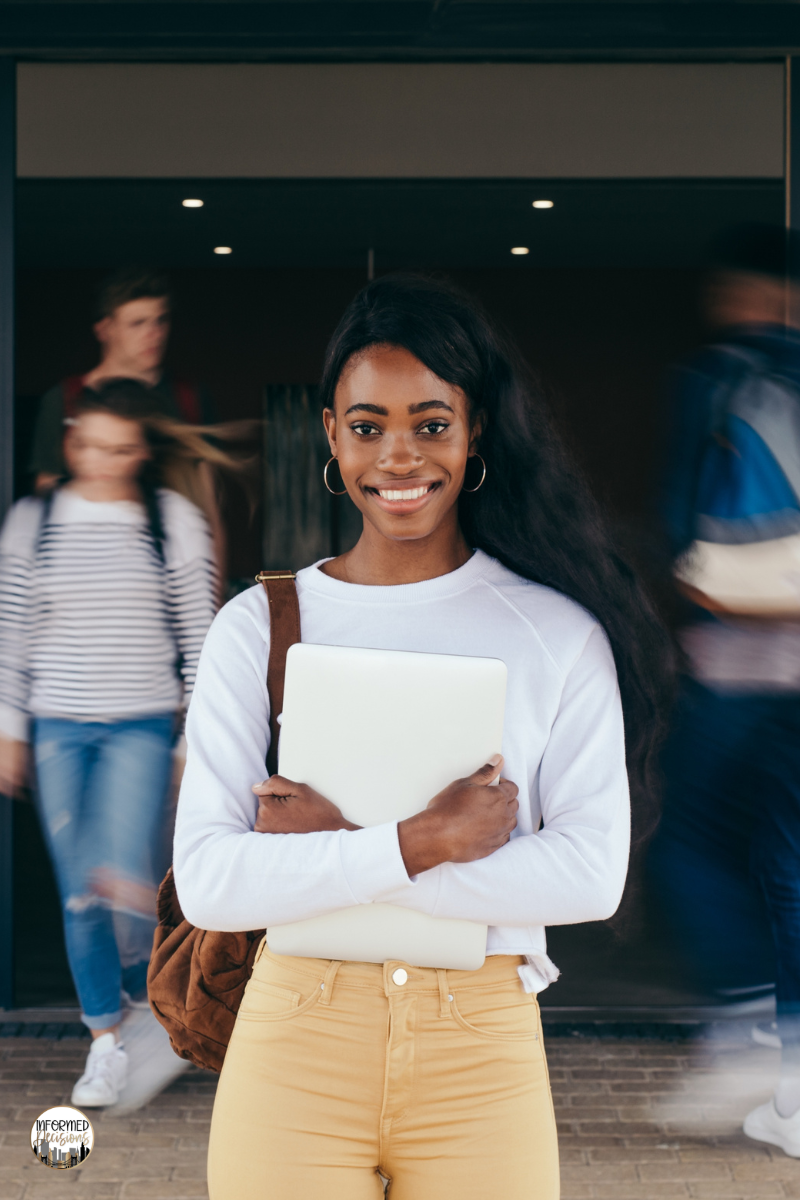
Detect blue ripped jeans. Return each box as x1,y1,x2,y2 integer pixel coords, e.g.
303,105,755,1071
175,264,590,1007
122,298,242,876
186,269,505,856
32,714,175,1030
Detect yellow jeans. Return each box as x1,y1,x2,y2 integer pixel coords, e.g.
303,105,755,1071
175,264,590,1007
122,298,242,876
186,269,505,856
208,942,559,1199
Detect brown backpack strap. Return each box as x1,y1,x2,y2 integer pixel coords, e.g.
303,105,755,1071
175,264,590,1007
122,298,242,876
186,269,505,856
256,571,300,776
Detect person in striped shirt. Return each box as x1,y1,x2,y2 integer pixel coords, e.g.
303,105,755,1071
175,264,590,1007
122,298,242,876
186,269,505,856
0,379,218,1108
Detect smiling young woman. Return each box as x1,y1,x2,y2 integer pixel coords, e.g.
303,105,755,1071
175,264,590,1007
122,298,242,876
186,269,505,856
320,344,480,586
173,275,673,1200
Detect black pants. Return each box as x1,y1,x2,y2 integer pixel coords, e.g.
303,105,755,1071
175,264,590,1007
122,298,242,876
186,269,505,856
651,680,800,1040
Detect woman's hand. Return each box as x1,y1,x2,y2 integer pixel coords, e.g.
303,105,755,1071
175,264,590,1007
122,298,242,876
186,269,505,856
253,775,361,834
398,754,518,876
0,737,28,798
251,756,519,876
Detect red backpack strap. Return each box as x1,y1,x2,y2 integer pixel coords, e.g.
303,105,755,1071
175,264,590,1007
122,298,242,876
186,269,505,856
174,380,202,424
256,572,300,776
61,375,87,420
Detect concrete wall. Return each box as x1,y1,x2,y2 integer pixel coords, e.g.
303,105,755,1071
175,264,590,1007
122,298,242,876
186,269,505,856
17,62,784,179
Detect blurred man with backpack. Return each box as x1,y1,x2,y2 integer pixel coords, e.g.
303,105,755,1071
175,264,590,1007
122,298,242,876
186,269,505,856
30,267,217,489
654,224,800,1155
30,267,226,592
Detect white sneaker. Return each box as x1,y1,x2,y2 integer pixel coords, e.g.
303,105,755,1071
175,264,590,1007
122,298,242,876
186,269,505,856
744,1098,800,1157
108,1006,190,1114
71,1033,128,1107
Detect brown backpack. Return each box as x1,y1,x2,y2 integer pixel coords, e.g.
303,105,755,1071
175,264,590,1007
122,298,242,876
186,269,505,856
147,571,301,1072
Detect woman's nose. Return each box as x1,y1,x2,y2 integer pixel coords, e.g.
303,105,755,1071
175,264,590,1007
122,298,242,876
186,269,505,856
376,435,424,471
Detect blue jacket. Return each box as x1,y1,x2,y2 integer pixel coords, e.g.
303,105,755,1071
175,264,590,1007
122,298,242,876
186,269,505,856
660,323,800,557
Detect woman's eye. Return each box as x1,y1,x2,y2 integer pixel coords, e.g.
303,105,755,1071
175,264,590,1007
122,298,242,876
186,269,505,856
420,421,449,436
351,423,379,437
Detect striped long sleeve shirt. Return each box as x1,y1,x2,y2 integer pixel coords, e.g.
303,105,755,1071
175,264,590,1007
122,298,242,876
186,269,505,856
0,487,216,740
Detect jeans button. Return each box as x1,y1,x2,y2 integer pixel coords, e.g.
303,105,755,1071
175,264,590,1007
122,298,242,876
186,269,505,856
392,968,408,986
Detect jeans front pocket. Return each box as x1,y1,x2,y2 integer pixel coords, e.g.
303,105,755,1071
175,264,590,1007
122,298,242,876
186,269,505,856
450,985,540,1041
237,958,324,1022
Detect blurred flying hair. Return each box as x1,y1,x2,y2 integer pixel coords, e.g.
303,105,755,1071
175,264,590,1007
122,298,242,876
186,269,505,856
320,274,675,858
94,266,172,321
710,222,800,281
70,378,258,537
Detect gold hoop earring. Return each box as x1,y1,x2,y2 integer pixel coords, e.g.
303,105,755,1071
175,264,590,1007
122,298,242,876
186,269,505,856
462,454,487,493
323,456,347,495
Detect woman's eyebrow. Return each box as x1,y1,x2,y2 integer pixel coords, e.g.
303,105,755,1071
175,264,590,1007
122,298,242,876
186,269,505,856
344,403,389,416
343,399,455,416
408,400,455,414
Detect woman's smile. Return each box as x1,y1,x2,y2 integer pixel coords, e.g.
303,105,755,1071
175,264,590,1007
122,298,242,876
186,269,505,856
365,479,443,513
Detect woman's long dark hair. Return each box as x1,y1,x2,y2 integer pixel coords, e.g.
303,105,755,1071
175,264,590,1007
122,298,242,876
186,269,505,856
320,274,674,851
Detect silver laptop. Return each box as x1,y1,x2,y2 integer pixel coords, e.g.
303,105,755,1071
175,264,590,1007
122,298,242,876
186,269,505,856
266,642,507,970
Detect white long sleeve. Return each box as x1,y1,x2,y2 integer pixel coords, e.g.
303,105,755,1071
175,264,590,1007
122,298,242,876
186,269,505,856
378,626,629,931
173,591,414,933
174,551,630,958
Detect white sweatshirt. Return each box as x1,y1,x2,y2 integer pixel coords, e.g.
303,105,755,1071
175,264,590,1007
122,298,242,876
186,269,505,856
174,550,630,966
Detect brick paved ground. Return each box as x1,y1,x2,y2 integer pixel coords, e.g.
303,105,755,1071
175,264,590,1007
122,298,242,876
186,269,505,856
2,1029,799,1199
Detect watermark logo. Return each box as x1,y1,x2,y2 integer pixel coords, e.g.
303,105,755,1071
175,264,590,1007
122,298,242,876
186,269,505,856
30,1106,94,1169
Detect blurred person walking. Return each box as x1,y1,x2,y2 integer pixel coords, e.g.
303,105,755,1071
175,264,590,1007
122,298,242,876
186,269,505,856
29,267,226,595
0,380,218,1108
654,223,800,1156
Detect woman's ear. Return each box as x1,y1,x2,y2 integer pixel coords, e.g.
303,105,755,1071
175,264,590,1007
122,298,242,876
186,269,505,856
322,407,337,456
469,411,486,455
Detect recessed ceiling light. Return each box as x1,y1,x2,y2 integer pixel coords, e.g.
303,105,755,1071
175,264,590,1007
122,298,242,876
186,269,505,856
532,200,554,209
511,247,530,256
182,198,204,208
214,246,232,255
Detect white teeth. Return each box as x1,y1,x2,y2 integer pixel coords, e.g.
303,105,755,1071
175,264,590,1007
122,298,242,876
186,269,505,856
378,486,430,501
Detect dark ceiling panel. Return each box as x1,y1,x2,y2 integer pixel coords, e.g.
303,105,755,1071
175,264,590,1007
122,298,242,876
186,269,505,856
1,3,435,53
434,4,800,52
16,178,784,270
2,2,800,59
